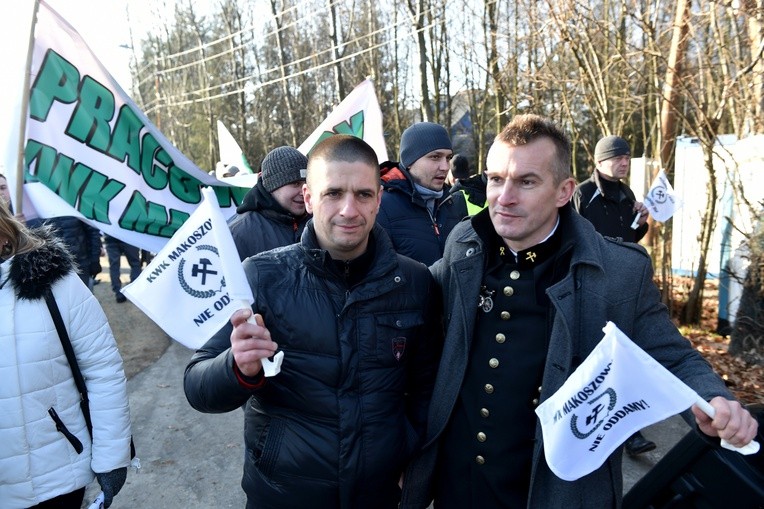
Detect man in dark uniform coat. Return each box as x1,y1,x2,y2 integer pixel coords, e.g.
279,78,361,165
400,114,758,509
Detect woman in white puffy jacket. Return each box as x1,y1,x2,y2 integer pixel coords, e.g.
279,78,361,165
0,205,132,509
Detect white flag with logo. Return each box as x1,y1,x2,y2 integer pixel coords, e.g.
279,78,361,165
644,169,682,222
122,187,253,349
298,78,388,163
535,322,699,481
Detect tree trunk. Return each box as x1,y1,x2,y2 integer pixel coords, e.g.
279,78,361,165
408,0,433,121
328,0,346,103
270,0,298,146
681,141,717,324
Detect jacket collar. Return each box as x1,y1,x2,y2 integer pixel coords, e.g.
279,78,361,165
454,204,606,275
236,180,306,224
380,161,454,209
3,227,75,300
592,169,627,202
299,221,398,284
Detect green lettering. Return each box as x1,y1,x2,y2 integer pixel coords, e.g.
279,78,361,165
29,50,80,121
78,171,125,222
67,76,115,151
139,133,169,190
168,165,202,203
24,140,55,181
107,104,143,173
312,111,365,151
211,185,247,208
24,140,88,206
120,191,189,237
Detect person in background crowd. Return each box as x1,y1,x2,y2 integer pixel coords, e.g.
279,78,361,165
27,215,103,290
448,153,487,216
184,135,441,509
572,134,649,244
228,146,310,260
103,234,142,303
571,134,654,455
400,114,757,509
0,204,133,509
377,122,467,266
0,174,11,214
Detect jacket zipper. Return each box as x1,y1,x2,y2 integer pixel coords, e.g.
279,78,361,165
48,407,84,454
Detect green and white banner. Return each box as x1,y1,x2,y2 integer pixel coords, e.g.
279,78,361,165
23,1,248,252
298,78,388,163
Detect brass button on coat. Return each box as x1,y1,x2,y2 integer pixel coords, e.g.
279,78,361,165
476,455,485,465
500,311,510,320
484,384,494,394
503,286,514,296
477,432,487,442
510,270,520,280
480,408,490,418
489,358,499,368
495,333,506,344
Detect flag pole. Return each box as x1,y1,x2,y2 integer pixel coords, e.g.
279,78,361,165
14,0,41,213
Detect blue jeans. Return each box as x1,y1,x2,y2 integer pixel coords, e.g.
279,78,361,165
105,236,141,294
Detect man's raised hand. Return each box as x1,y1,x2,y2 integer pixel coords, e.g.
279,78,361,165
230,309,278,377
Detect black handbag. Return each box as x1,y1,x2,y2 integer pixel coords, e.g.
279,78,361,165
44,289,136,459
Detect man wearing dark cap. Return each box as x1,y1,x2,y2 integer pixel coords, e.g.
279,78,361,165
572,134,654,456
228,146,310,260
377,122,467,265
572,135,649,244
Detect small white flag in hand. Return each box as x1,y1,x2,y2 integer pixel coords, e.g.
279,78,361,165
644,169,682,222
535,322,699,481
122,188,255,349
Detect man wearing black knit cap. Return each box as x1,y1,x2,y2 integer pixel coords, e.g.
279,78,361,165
377,122,467,265
228,146,310,260
572,135,649,244
572,134,654,456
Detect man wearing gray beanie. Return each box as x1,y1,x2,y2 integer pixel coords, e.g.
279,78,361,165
572,135,649,244
572,134,653,456
377,122,467,265
228,146,310,260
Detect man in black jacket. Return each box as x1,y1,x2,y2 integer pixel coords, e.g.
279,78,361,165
27,215,102,290
228,146,310,260
572,134,654,456
572,135,649,244
184,135,442,509
377,122,467,265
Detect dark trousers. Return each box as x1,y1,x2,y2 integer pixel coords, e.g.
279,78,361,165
105,236,141,293
27,487,86,508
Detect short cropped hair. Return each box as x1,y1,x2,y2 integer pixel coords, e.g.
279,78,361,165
495,114,572,184
307,135,380,186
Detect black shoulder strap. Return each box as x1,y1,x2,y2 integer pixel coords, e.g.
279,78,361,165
44,288,136,459
45,289,93,436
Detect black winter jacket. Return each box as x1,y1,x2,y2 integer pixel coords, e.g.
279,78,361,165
26,216,102,283
228,180,310,260
572,170,648,243
184,223,442,509
377,163,467,266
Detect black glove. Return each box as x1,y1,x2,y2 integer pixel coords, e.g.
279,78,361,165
96,467,127,508
89,261,102,277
